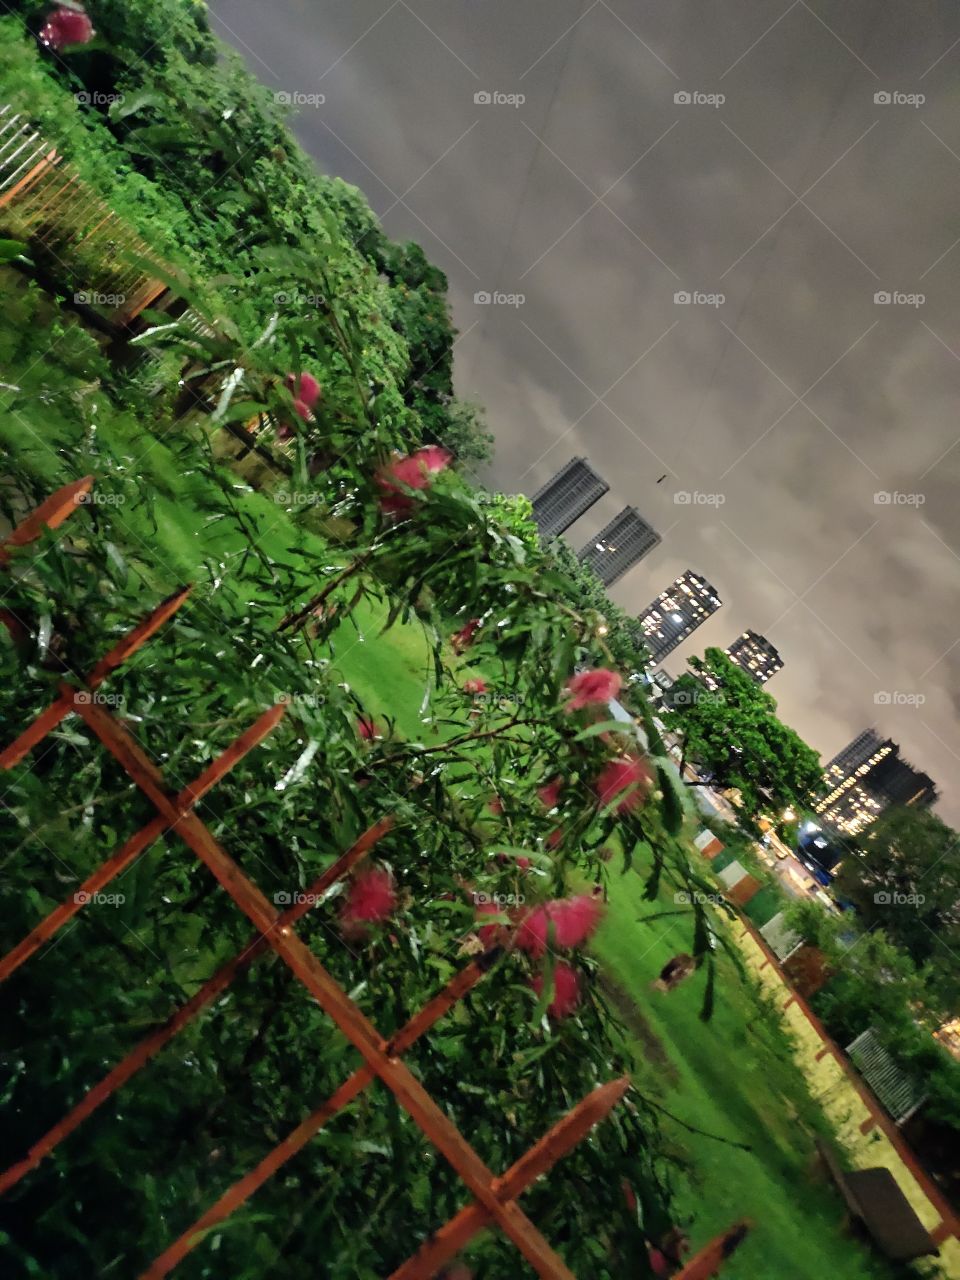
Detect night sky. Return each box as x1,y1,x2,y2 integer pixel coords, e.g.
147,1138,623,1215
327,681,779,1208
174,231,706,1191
209,0,960,822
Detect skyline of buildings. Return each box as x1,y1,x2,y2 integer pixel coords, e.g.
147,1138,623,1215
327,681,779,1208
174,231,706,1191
530,457,609,539
814,728,939,836
526,460,936,806
725,630,784,684
578,506,662,586
637,570,723,664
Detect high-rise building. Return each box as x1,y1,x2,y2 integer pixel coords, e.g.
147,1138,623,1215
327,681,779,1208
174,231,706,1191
530,457,609,539
578,507,661,587
814,729,938,837
725,630,783,684
637,571,722,664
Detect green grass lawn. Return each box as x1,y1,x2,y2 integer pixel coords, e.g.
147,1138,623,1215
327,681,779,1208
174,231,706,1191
594,854,902,1280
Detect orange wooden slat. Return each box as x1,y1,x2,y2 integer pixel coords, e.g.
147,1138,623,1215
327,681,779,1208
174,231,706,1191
139,948,499,1280
0,586,192,770
75,697,575,1280
0,704,285,986
673,1221,751,1279
0,815,392,1195
0,475,92,565
389,1077,631,1280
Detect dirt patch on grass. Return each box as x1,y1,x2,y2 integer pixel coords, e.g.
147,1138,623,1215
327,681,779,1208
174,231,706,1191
600,973,680,1086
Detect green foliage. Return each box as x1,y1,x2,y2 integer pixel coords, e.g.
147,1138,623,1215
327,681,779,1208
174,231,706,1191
837,806,960,976
666,649,823,820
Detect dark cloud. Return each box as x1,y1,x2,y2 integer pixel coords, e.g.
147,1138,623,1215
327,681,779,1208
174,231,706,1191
210,0,960,820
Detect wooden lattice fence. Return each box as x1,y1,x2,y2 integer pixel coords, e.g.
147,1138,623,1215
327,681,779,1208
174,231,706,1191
0,104,168,325
0,478,749,1279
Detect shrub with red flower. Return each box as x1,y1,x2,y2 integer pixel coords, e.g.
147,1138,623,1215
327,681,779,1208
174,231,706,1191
593,755,652,814
285,371,321,407
357,716,380,740
564,667,622,710
39,6,94,50
451,618,480,652
462,677,486,695
531,962,581,1019
339,868,395,925
375,445,451,517
516,895,604,957
474,899,502,946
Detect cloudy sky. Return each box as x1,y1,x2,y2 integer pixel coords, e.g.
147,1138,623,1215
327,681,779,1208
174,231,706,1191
209,0,960,822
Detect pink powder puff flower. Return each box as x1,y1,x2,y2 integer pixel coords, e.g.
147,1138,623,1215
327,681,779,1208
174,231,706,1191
463,677,487,695
594,756,652,814
340,868,395,924
292,398,312,422
564,668,622,710
550,894,604,948
357,716,380,740
475,899,501,946
39,6,94,50
375,445,451,516
531,962,581,1019
284,371,322,408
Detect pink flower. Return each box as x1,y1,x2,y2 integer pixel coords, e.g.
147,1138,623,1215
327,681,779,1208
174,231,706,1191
375,446,451,516
538,777,563,809
564,667,622,710
357,717,380,740
292,398,312,422
551,895,604,948
340,868,395,924
516,896,602,956
39,6,94,49
594,756,652,814
452,618,480,652
531,962,581,1019
516,904,550,957
515,855,532,872
285,371,322,408
463,677,486,695
546,827,563,850
275,421,295,442
488,795,504,816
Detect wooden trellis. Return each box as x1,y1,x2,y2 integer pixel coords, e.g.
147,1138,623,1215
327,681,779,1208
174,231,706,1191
0,104,168,325
0,479,668,1280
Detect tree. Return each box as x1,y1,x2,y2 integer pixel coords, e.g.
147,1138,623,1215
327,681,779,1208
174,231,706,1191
836,806,960,972
666,649,822,821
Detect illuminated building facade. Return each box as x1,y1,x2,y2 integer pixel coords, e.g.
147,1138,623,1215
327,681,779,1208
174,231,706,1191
725,630,783,684
814,729,938,836
637,570,722,663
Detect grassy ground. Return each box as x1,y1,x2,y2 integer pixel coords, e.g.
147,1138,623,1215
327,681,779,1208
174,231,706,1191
594,854,903,1279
